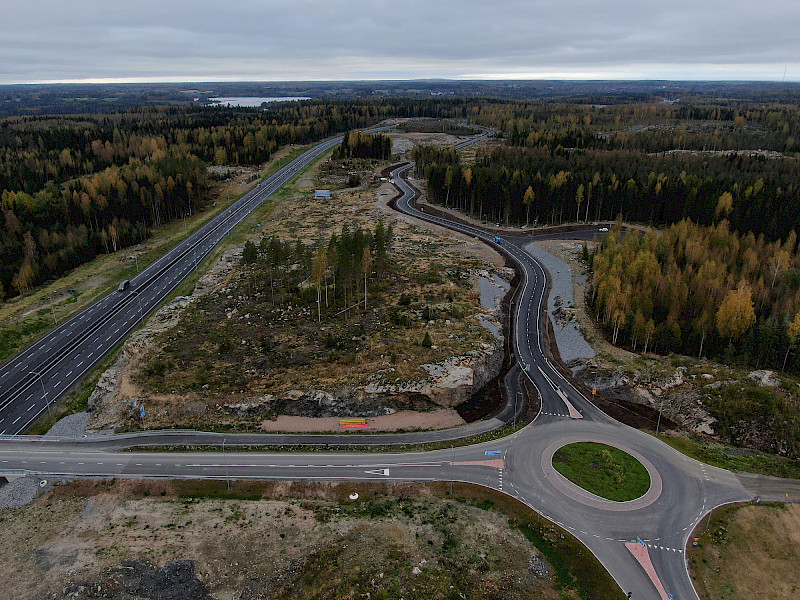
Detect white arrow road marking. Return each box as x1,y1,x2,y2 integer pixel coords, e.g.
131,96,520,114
364,468,390,476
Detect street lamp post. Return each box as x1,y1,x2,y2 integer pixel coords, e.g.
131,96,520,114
131,291,144,325
656,398,664,436
30,370,51,416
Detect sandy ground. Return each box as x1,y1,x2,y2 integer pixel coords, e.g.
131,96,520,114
535,238,639,365
259,407,464,432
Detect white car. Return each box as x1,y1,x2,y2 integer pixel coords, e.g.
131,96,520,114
599,227,609,232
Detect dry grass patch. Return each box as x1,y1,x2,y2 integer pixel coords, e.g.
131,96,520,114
689,502,800,599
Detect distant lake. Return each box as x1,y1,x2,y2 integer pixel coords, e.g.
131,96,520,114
207,96,311,107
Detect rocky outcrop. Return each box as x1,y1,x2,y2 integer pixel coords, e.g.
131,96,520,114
217,339,505,418
748,370,781,387
363,340,504,408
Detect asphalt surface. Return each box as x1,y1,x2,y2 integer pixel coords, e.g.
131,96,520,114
0,129,759,600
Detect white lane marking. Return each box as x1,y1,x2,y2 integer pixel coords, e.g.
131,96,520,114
12,417,21,424
27,405,35,411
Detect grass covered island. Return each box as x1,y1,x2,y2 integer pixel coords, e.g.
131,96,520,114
552,442,650,502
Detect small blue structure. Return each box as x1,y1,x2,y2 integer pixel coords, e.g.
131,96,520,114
314,190,331,199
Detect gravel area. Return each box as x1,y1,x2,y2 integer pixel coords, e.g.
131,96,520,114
479,273,510,310
0,475,72,511
44,411,91,438
524,243,595,366
479,273,509,341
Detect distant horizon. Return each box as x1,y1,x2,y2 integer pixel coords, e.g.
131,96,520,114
3,77,800,87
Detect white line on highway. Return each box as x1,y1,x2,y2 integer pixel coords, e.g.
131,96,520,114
12,417,21,424
27,405,35,411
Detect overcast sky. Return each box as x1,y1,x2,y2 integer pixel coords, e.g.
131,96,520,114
2,0,798,84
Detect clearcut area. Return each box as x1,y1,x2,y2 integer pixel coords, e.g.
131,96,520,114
552,442,651,502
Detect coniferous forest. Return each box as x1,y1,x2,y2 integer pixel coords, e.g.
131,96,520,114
3,91,800,378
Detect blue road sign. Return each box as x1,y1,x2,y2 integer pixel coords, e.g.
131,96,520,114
485,450,502,456
140,406,145,420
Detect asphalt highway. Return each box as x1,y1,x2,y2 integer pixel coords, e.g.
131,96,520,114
0,128,758,599
0,127,389,436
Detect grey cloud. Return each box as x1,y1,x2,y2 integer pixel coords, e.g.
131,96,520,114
2,0,799,83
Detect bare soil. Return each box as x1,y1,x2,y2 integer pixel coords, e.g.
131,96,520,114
258,408,464,432
0,479,570,600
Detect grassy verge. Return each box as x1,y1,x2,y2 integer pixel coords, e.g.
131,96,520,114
688,502,800,599
552,442,650,501
651,430,800,479
259,144,311,182
21,147,315,434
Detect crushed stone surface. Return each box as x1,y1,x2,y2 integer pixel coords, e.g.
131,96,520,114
524,243,595,366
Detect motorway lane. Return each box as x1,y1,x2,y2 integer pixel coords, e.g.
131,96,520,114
0,127,390,436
